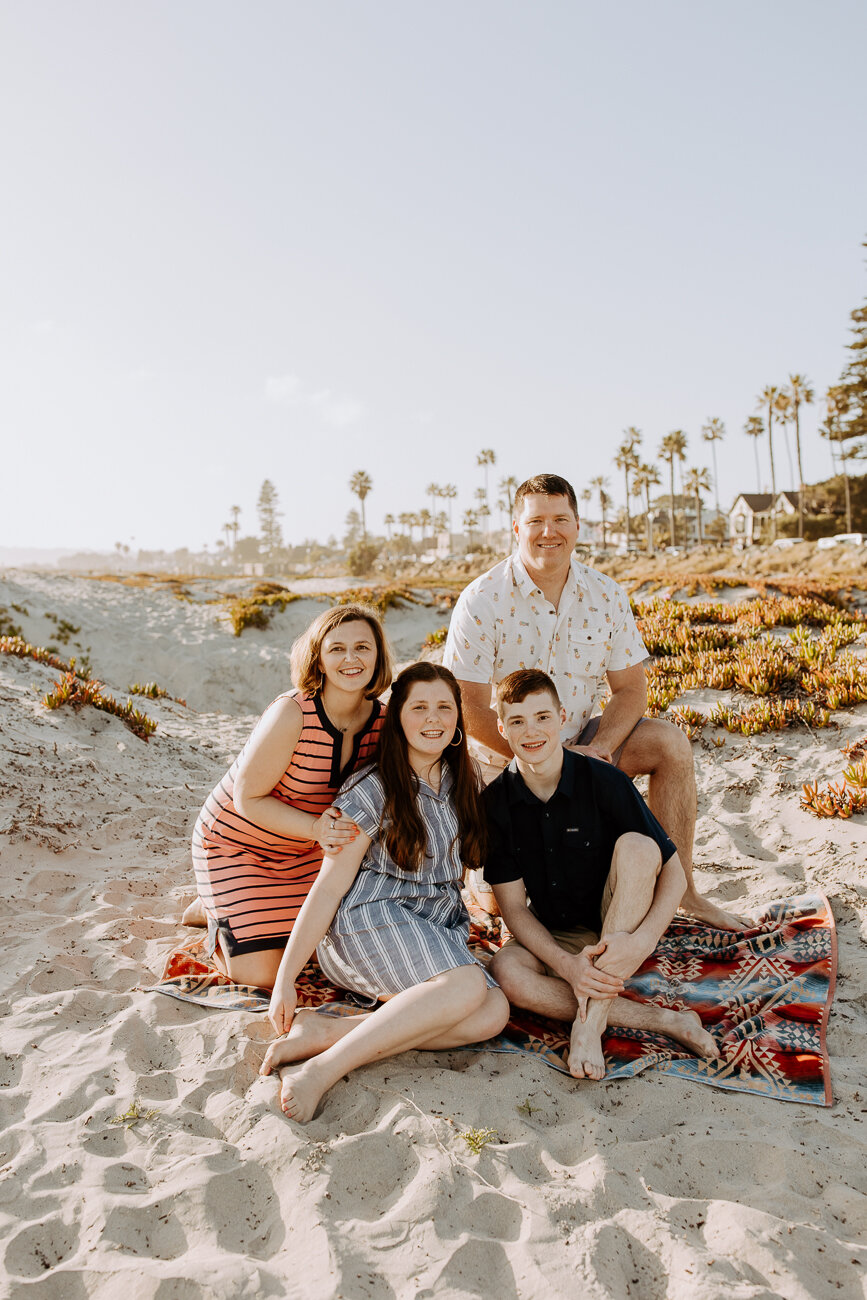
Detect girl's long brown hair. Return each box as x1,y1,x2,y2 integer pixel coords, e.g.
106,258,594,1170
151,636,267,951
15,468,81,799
374,662,486,872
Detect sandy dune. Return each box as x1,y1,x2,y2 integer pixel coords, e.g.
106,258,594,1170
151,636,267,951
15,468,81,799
1,570,865,1299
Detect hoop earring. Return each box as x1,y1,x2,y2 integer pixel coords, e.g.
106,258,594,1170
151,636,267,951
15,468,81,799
449,728,463,747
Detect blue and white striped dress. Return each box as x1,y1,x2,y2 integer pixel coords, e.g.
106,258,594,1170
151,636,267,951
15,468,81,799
315,764,497,999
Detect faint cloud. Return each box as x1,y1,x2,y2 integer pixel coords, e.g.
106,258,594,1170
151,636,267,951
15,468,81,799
265,374,302,403
265,372,363,428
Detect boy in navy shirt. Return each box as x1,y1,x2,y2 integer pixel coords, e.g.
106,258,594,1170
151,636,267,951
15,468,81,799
484,669,719,1080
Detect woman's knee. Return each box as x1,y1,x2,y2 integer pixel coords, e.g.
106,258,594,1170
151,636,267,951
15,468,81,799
481,988,511,1037
440,963,488,1017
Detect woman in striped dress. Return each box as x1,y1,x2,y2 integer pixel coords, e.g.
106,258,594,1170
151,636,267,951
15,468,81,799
259,662,510,1122
191,604,392,991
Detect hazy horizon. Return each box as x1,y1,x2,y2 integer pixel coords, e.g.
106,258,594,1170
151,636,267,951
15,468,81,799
3,2,866,554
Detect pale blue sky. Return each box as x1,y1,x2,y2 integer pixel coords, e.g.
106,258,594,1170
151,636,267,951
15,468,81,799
2,1,865,553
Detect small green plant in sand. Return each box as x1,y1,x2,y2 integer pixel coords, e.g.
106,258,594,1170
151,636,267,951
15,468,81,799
423,625,449,649
517,1098,541,1118
633,593,867,738
334,586,421,614
0,607,24,639
43,612,81,645
128,681,187,706
0,635,81,676
801,736,867,819
109,1101,159,1128
43,672,157,741
459,1126,499,1154
225,583,303,636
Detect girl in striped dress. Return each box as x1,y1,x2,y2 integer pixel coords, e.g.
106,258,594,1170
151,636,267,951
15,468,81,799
191,604,392,991
260,662,510,1122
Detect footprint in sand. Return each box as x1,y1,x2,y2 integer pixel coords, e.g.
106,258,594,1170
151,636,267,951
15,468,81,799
4,1215,80,1279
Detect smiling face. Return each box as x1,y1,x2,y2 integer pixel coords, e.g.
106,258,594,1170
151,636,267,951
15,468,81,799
497,689,566,766
513,492,579,578
318,619,378,692
399,679,459,768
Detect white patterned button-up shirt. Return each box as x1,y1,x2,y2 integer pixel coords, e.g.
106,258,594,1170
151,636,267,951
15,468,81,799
444,553,648,744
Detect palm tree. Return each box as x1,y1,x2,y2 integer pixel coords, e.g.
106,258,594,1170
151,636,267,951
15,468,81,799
426,483,441,525
474,486,489,539
589,475,610,547
774,390,796,489
229,504,241,550
463,508,479,551
743,415,764,492
418,508,433,543
701,419,725,514
822,386,853,531
498,475,519,520
398,511,413,539
383,512,395,541
441,483,457,549
632,462,661,555
684,467,712,546
757,386,780,539
783,374,814,538
477,449,496,516
349,470,373,540
659,431,687,547
615,428,642,550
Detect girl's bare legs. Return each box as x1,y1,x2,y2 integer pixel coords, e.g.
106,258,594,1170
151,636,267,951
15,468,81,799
275,967,507,1121
216,937,285,991
260,982,509,1075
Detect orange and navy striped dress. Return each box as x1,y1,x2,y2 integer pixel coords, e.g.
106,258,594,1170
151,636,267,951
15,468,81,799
192,690,385,956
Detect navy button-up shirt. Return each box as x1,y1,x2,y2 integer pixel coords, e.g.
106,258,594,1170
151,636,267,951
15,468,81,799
482,749,676,931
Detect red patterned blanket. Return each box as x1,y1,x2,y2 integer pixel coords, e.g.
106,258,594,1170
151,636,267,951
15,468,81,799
150,892,835,1106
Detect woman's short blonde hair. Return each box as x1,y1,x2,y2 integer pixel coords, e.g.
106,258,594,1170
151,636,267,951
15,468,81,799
290,603,393,699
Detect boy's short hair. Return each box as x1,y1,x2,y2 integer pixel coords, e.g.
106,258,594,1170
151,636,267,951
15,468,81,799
495,669,561,717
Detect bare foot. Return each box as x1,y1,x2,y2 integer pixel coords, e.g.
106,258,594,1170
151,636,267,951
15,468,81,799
279,1060,328,1122
182,898,206,927
679,891,748,932
658,1008,720,1059
568,1019,606,1080
259,1010,351,1075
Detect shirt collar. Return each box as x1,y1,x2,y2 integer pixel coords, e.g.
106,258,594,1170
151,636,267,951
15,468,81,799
504,748,577,805
510,551,589,602
418,762,454,801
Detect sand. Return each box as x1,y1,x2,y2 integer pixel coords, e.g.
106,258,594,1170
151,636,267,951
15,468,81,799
1,569,865,1299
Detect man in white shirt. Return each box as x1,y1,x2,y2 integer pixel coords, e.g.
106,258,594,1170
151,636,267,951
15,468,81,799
444,472,743,931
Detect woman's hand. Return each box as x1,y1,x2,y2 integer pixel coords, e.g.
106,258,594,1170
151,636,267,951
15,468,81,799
311,806,359,855
268,978,298,1037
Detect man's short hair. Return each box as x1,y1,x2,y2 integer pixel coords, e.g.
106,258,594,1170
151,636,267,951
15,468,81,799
495,669,561,717
513,474,579,521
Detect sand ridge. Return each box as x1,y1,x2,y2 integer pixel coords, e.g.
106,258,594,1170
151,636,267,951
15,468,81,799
1,569,865,1298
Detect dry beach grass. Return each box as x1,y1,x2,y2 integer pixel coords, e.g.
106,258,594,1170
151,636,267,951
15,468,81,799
0,564,865,1298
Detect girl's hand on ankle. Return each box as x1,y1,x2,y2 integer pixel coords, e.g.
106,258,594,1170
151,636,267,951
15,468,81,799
268,981,298,1037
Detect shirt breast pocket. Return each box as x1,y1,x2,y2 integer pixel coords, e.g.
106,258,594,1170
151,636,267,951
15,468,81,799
571,629,611,683
564,827,595,852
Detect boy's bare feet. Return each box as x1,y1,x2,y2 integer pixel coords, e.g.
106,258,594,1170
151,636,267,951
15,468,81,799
568,1019,606,1080
657,1008,720,1058
259,1010,352,1074
182,898,206,927
279,1060,328,1122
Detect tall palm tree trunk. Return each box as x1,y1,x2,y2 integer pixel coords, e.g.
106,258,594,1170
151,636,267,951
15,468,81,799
623,468,631,548
766,398,778,540
794,401,805,538
667,459,676,546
